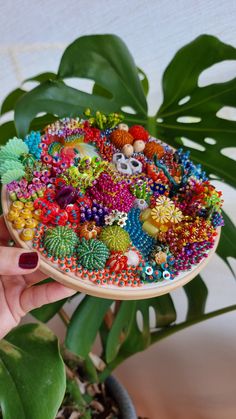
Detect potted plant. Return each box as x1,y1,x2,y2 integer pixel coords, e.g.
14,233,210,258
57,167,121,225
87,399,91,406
0,34,235,419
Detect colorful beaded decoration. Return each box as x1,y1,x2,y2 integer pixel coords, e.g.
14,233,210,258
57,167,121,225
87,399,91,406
1,111,224,288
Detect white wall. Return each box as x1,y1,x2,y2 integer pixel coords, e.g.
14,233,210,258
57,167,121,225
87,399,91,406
0,1,236,417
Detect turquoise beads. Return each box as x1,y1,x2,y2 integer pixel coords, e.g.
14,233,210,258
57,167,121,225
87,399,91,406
124,208,155,258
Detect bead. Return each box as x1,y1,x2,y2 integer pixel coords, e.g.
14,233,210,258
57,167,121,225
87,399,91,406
7,209,20,221
122,144,134,158
129,125,149,142
116,160,132,175
33,209,42,220
118,123,129,131
162,270,171,280
128,158,142,174
144,141,165,159
78,221,101,240
133,140,145,153
25,218,38,228
11,201,24,211
112,152,126,164
110,129,134,149
13,217,26,229
20,228,34,241
125,249,140,267
20,209,32,219
24,201,34,210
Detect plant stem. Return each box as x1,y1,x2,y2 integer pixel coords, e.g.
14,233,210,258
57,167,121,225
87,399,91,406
59,308,70,326
151,303,236,345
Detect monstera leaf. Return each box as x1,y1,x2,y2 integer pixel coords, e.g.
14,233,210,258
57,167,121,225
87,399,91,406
155,35,236,188
14,34,147,137
0,324,65,419
6,34,235,190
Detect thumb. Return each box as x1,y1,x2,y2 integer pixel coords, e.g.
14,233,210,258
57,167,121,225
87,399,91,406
0,247,39,275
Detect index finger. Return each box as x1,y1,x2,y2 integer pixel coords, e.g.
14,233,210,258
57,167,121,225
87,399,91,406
0,215,11,243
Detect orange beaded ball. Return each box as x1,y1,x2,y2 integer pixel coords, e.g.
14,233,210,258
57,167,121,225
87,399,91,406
144,142,165,159
110,129,134,149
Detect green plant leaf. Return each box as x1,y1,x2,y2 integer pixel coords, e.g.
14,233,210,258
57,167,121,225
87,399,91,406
14,80,126,137
65,296,112,358
217,210,236,275
105,301,136,363
100,294,176,378
0,122,17,144
15,35,148,137
183,275,208,320
30,299,67,322
1,88,26,116
93,67,149,99
0,323,65,419
29,114,58,131
58,34,147,116
24,72,57,84
155,34,236,187
137,67,149,97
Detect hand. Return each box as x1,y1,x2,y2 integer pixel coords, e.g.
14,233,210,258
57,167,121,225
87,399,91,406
0,215,76,339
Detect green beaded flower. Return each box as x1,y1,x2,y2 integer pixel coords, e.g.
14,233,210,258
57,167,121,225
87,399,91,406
77,238,110,270
100,225,130,252
44,226,78,258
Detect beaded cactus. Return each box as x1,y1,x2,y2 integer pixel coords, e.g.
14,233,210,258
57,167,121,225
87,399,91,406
44,226,78,257
100,225,130,252
77,238,109,269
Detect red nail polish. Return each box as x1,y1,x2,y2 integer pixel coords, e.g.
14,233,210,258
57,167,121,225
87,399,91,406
19,252,39,269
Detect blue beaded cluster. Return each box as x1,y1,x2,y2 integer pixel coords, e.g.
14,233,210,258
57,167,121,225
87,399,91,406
139,255,175,282
175,148,208,182
211,211,224,227
80,200,109,226
24,131,42,159
124,208,155,258
151,182,166,195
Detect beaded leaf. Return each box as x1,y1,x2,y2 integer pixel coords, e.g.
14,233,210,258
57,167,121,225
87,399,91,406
0,160,25,176
1,169,26,184
3,137,29,156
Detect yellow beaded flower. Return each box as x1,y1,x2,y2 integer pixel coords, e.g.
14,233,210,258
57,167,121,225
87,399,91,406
155,196,173,208
165,207,183,224
151,206,170,224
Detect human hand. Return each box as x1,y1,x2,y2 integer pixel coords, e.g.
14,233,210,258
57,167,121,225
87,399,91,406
0,215,76,339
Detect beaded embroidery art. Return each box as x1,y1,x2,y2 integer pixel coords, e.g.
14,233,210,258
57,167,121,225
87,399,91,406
1,111,223,299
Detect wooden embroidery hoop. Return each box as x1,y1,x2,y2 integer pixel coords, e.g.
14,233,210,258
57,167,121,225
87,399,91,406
1,186,220,300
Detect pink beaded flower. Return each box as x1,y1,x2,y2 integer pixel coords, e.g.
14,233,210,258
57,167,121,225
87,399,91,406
88,173,135,212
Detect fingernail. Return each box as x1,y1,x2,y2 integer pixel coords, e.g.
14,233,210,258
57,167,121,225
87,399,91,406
19,252,39,269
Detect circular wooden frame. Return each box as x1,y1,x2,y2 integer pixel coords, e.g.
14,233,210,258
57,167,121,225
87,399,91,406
2,186,220,300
